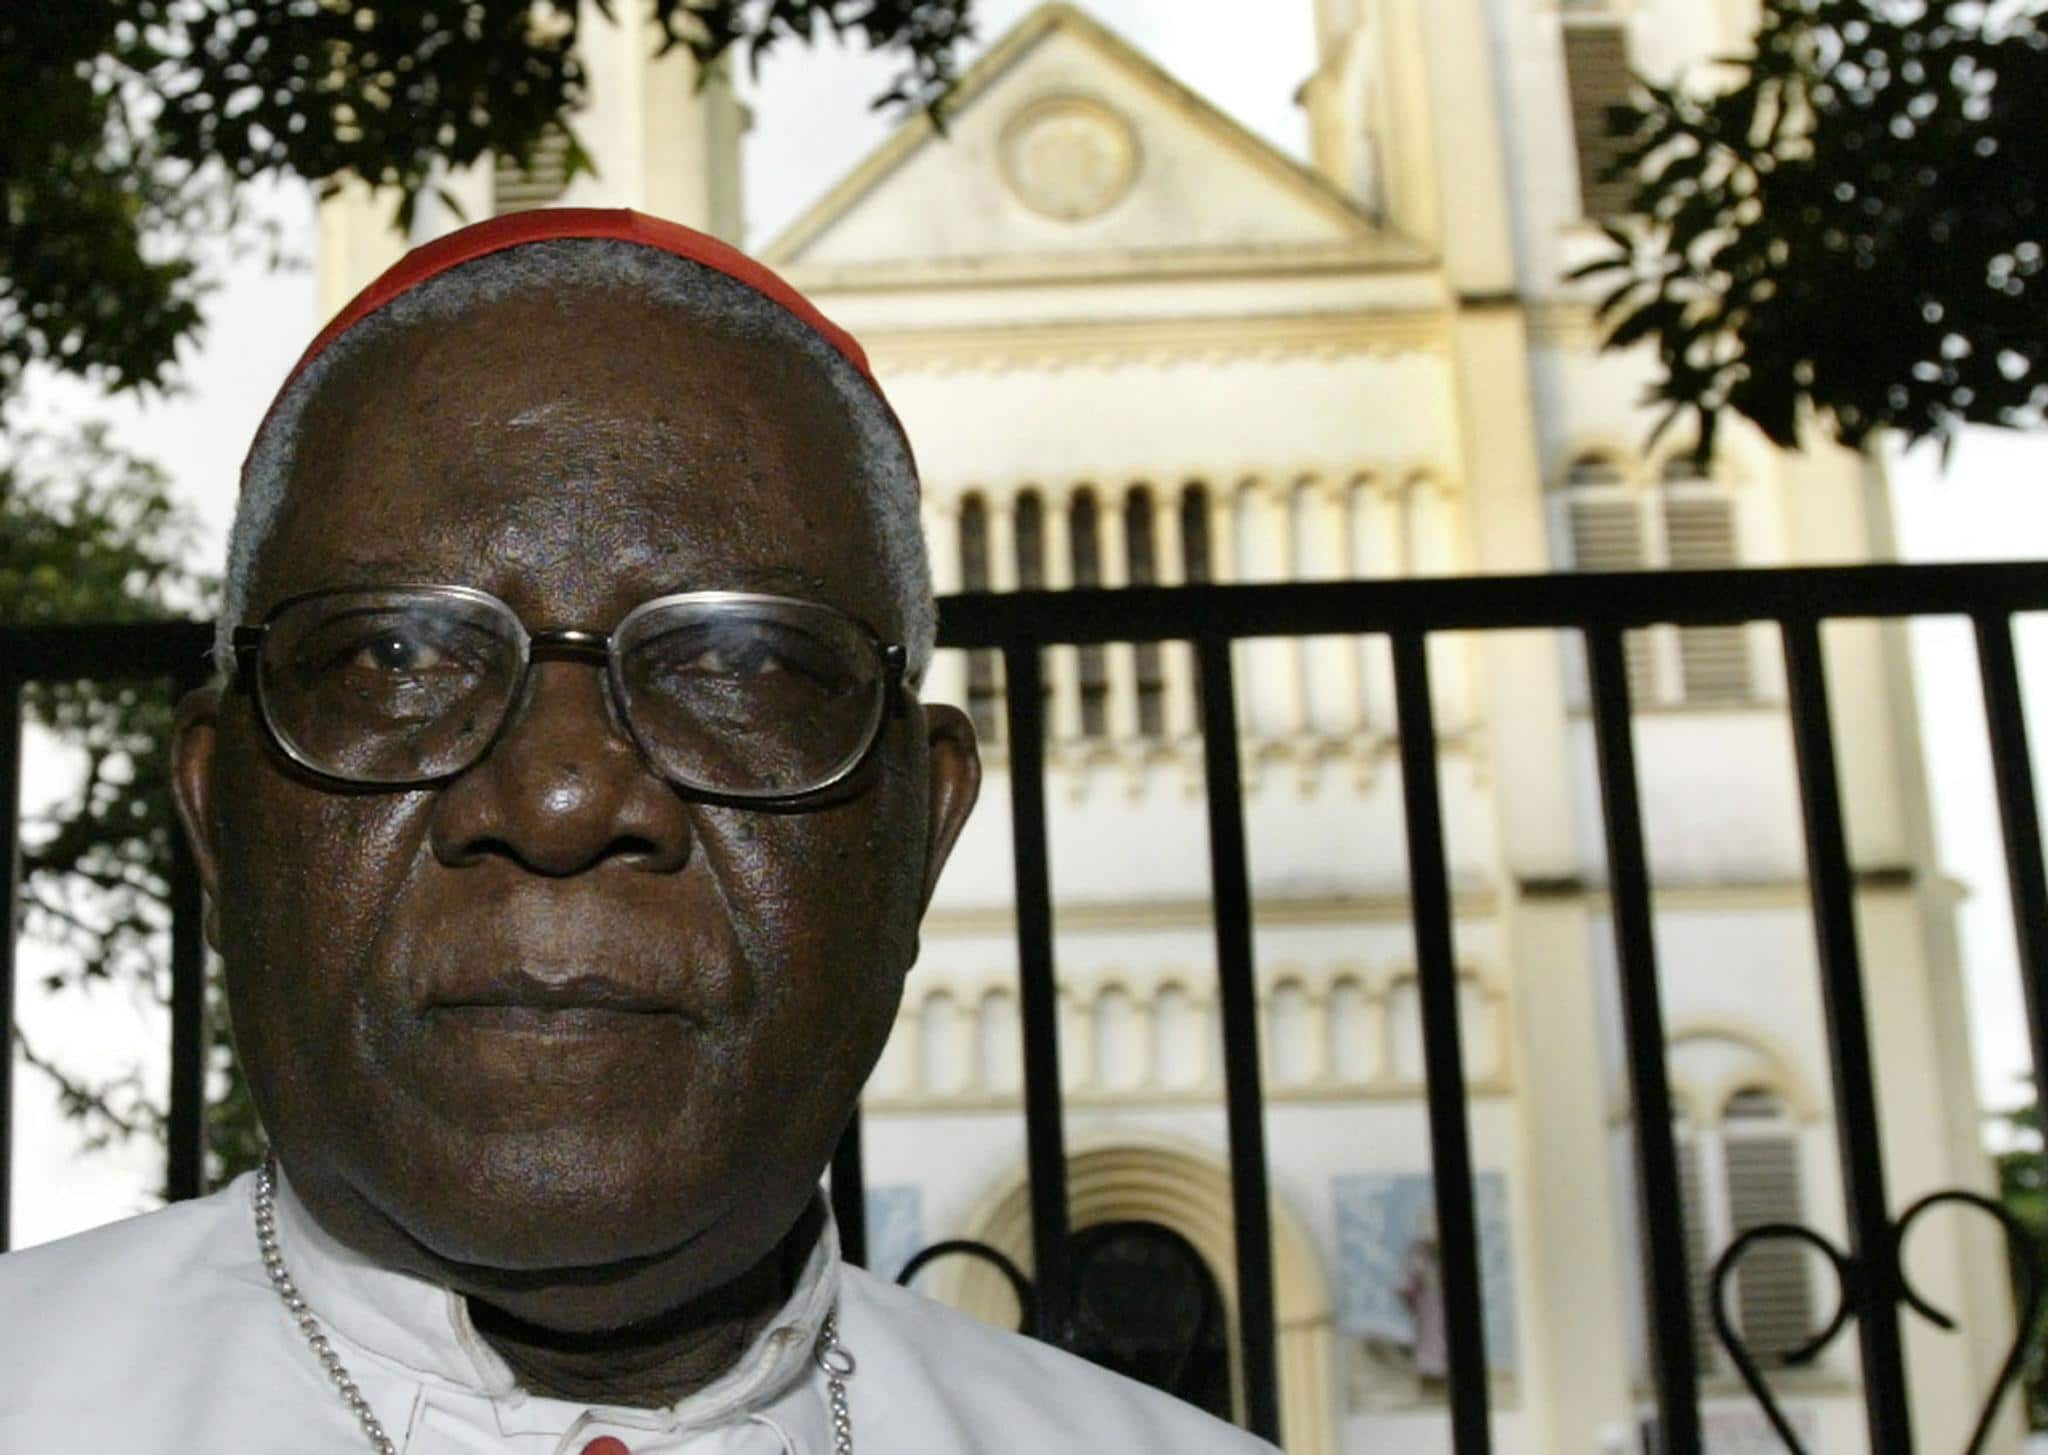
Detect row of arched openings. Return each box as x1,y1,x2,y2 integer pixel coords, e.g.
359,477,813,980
958,483,1211,742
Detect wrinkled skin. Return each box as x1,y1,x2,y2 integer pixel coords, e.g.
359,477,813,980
171,283,980,1405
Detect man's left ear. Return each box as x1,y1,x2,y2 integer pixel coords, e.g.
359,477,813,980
918,703,981,912
170,682,228,952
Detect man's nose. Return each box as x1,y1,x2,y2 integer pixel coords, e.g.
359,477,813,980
428,660,693,875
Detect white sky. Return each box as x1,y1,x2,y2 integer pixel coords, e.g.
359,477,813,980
11,0,2048,1246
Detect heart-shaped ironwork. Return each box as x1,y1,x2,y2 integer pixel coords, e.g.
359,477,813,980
1710,1188,2044,1455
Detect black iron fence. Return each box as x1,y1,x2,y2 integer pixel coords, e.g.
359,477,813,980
7,562,2048,1455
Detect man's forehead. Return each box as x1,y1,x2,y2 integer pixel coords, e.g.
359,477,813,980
301,291,865,491
238,213,913,538
266,311,890,624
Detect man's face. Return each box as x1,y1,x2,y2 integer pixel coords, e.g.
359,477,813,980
173,282,978,1321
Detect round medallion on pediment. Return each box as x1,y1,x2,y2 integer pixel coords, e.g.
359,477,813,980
998,95,1140,222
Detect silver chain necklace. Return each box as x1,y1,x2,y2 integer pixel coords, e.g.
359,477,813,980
252,1158,858,1454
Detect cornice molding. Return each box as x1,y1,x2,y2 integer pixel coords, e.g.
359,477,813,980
860,308,1452,375
780,240,1436,293
1525,299,1604,349
863,1075,1516,1114
1535,869,1919,914
922,886,1500,936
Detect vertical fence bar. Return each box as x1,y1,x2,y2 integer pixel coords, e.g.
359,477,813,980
1586,628,1703,1455
1391,631,1492,1455
1781,618,1911,1453
0,668,20,1252
831,1110,868,1268
1973,614,2048,1148
165,667,208,1203
1194,635,1281,1442
1003,643,1073,1346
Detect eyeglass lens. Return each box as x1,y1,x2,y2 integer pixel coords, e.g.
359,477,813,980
256,589,887,796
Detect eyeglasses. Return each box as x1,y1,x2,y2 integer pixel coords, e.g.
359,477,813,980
230,585,908,805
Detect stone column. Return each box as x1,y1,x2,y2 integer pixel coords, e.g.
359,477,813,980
1352,478,1402,739
987,493,1018,593
1156,489,1199,742
1044,489,1083,745
1239,481,1303,742
1207,485,1237,584
1206,485,1250,751
986,494,1018,746
1299,478,1363,738
1098,486,1140,744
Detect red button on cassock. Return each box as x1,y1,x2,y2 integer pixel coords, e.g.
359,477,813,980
580,1440,633,1455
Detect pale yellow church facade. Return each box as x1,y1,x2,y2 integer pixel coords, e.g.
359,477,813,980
318,3,2017,1452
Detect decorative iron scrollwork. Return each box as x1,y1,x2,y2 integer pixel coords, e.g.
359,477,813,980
1710,1189,2044,1455
895,1238,1041,1336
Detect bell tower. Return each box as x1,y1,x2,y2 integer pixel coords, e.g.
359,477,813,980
316,0,746,316
1296,0,1382,216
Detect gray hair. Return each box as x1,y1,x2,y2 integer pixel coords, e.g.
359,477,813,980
223,237,933,678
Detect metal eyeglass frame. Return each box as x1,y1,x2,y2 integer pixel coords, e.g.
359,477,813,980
230,583,911,810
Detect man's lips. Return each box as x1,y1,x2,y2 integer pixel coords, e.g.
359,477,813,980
424,971,689,1017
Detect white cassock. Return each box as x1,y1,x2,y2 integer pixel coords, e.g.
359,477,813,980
0,1169,1278,1454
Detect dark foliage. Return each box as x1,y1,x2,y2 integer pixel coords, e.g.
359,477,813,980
1574,0,2045,458
1995,1100,2048,1428
0,428,264,1189
0,1,974,403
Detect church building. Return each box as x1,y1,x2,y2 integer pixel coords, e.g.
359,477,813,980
317,3,2016,1450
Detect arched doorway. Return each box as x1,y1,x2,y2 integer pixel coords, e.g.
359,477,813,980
1068,1220,1234,1420
941,1137,1338,1455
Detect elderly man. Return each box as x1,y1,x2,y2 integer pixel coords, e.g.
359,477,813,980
0,211,1277,1454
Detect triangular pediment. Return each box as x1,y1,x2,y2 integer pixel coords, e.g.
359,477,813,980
762,3,1423,279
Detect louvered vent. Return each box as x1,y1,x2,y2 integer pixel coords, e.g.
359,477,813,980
493,126,572,215
1727,1133,1815,1359
1665,494,1753,703
1568,494,1658,701
1563,23,1636,217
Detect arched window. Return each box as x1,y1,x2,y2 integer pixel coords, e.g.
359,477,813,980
1327,976,1372,1083
957,494,1002,744
919,991,963,1095
1661,455,1753,703
1179,482,1214,584
1125,486,1167,738
1014,490,1046,590
1720,1088,1814,1359
978,989,1021,1094
1152,983,1202,1089
1092,984,1139,1090
1070,489,1109,738
960,493,991,589
1265,979,1315,1087
1673,1085,1815,1373
1179,483,1214,728
1563,454,1645,568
